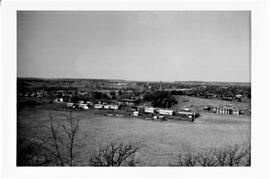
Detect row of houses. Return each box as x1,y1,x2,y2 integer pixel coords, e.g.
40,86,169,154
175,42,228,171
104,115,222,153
66,102,89,110
143,106,199,119
203,105,241,115
94,104,119,110
65,100,199,119
213,107,240,115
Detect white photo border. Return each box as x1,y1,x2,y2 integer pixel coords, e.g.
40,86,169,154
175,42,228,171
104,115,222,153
1,0,269,179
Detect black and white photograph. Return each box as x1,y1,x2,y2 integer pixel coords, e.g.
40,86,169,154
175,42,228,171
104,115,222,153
1,0,270,178
16,11,252,167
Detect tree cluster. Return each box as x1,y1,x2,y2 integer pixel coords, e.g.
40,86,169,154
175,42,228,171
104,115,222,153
144,91,177,108
89,141,143,166
17,112,143,166
92,92,110,100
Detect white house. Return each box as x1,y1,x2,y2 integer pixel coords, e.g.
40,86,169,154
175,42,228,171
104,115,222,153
109,104,119,110
144,107,155,114
103,105,110,109
54,98,63,103
158,109,174,116
177,111,194,117
94,104,103,109
133,111,139,116
79,103,88,110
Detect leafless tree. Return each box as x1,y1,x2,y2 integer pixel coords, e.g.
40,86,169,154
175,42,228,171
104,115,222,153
214,143,251,166
225,144,246,166
42,112,80,166
89,141,143,166
243,143,251,166
197,150,217,166
214,148,228,166
174,152,198,166
17,137,50,166
171,143,251,167
61,112,79,166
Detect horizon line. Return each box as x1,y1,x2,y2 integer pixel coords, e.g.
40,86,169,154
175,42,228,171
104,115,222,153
17,76,251,84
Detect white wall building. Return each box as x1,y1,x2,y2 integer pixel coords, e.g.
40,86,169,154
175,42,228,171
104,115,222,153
94,104,103,109
158,109,174,116
144,107,155,114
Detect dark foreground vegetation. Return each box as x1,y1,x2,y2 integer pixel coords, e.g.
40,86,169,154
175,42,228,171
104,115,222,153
89,141,143,166
170,143,250,166
18,137,250,166
17,112,250,167
17,112,143,166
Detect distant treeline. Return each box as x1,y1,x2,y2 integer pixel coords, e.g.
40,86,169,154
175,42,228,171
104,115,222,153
17,78,251,101
171,85,251,99
18,82,78,92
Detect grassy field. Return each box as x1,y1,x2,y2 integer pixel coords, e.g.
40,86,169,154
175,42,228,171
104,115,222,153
18,106,250,166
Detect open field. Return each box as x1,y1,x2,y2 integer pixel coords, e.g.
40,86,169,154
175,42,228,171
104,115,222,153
18,106,250,166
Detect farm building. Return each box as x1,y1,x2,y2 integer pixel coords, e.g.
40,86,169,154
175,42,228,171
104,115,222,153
54,98,63,103
215,106,240,115
144,107,155,114
94,104,103,109
204,105,240,115
103,104,110,109
133,111,139,116
79,103,89,110
111,104,119,109
157,109,174,116
183,107,191,111
177,111,196,118
103,104,119,110
235,94,243,99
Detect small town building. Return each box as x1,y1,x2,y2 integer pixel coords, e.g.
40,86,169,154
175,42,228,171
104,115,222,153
216,106,240,115
177,111,195,118
79,103,88,110
94,104,103,109
144,107,155,114
104,104,119,110
54,98,63,103
133,111,139,116
158,109,174,116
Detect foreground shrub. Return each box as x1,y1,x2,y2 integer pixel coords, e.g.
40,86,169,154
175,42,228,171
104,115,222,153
17,137,50,166
89,141,143,166
170,143,251,167
18,112,81,166
41,112,80,166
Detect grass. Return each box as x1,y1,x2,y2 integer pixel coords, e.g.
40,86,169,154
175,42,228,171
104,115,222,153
18,105,250,166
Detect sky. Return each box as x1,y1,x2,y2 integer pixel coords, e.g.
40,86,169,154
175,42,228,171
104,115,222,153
17,11,251,82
